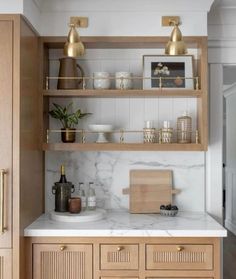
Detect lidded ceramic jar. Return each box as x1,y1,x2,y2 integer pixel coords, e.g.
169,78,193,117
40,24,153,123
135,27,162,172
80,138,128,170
93,72,111,89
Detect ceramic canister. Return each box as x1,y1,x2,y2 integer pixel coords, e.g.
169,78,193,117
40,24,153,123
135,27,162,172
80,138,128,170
115,72,133,89
68,197,81,214
93,72,111,89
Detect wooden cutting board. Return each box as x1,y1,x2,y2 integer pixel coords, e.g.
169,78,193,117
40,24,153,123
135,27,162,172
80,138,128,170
123,170,180,213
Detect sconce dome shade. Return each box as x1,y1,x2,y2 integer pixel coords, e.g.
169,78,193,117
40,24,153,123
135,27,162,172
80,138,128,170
64,24,85,57
165,24,187,55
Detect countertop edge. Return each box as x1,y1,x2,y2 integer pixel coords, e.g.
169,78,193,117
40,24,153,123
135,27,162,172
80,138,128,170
24,229,227,238
24,211,227,238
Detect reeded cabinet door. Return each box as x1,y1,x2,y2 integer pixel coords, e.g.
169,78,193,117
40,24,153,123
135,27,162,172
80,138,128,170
33,244,93,279
0,249,11,279
0,20,13,248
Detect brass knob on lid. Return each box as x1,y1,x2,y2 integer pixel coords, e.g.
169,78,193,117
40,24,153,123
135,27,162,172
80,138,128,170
177,246,184,252
60,245,66,251
117,246,123,251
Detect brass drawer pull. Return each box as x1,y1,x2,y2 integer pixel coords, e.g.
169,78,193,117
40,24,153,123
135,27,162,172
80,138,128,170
177,246,184,252
0,169,7,234
117,246,124,251
60,245,66,251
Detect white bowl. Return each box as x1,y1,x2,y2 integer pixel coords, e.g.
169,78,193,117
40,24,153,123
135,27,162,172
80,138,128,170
89,124,114,132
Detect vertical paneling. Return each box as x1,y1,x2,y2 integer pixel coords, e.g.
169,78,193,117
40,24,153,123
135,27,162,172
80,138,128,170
158,99,173,128
0,257,3,279
129,99,144,142
224,86,236,233
34,244,92,279
41,251,85,279
225,168,236,234
146,244,213,270
206,64,223,223
0,20,13,248
0,250,11,279
100,244,139,270
187,98,197,142
144,98,159,128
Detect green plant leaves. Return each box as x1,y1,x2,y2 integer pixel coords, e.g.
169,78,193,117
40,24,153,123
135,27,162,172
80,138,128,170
49,102,91,128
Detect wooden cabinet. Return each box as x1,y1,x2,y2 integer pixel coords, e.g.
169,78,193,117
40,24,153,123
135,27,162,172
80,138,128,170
0,18,14,279
27,237,220,279
33,244,92,279
100,244,139,270
0,14,43,279
0,249,12,279
0,19,13,279
40,36,208,151
0,19,13,249
101,278,139,279
146,244,213,270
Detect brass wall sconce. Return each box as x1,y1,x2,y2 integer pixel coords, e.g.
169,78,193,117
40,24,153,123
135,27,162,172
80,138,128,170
164,17,188,55
64,17,88,57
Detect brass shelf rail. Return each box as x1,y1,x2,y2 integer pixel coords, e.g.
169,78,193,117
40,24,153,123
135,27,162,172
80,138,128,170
46,129,199,144
45,76,200,91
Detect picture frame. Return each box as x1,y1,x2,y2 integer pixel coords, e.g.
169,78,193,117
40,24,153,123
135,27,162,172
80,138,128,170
143,55,194,89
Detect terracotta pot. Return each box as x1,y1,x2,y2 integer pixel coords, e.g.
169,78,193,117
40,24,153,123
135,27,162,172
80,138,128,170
61,128,76,143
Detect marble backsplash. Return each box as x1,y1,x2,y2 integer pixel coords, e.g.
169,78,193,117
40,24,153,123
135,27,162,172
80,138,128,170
45,151,205,213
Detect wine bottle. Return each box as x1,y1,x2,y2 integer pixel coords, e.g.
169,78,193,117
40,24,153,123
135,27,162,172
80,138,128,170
59,165,67,183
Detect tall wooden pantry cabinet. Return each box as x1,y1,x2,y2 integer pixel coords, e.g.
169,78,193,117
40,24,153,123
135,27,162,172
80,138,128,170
0,15,43,279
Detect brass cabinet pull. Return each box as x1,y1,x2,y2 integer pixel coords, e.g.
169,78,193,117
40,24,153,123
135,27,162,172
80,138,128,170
117,246,124,251
60,245,66,251
177,246,184,252
0,169,7,234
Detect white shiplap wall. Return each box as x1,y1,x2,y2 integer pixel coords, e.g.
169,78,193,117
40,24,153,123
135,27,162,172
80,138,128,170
48,48,197,144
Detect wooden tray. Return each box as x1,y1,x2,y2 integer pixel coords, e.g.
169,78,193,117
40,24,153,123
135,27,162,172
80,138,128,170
123,170,180,213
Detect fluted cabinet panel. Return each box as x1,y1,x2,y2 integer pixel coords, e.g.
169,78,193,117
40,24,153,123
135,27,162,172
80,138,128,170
146,244,213,270
100,244,139,270
33,244,92,279
0,250,11,279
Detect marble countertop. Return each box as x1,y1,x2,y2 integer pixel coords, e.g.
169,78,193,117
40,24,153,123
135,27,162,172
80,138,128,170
24,210,227,237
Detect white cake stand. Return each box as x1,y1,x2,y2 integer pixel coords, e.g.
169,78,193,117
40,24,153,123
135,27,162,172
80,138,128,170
89,124,114,143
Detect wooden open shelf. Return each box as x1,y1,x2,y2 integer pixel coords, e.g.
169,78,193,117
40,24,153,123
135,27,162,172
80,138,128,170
40,36,208,151
43,89,202,98
41,36,205,49
42,143,204,152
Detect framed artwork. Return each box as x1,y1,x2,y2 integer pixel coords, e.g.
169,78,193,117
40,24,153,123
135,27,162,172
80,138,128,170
143,55,194,89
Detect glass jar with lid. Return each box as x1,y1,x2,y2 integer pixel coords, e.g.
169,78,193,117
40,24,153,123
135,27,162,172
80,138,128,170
177,111,192,143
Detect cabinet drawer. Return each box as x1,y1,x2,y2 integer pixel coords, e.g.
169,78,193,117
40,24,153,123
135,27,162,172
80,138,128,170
146,244,213,270
33,244,93,279
100,244,139,270
101,278,139,279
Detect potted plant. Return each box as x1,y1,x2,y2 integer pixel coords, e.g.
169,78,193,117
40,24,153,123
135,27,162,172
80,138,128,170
49,103,91,143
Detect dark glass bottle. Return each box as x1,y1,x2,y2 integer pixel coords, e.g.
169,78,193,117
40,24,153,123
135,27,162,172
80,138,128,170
59,165,67,183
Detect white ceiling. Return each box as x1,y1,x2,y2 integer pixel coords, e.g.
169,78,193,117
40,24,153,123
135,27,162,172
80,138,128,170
33,0,236,12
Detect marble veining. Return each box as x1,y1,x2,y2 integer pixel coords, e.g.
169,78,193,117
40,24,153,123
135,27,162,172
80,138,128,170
45,151,205,213
24,210,227,237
